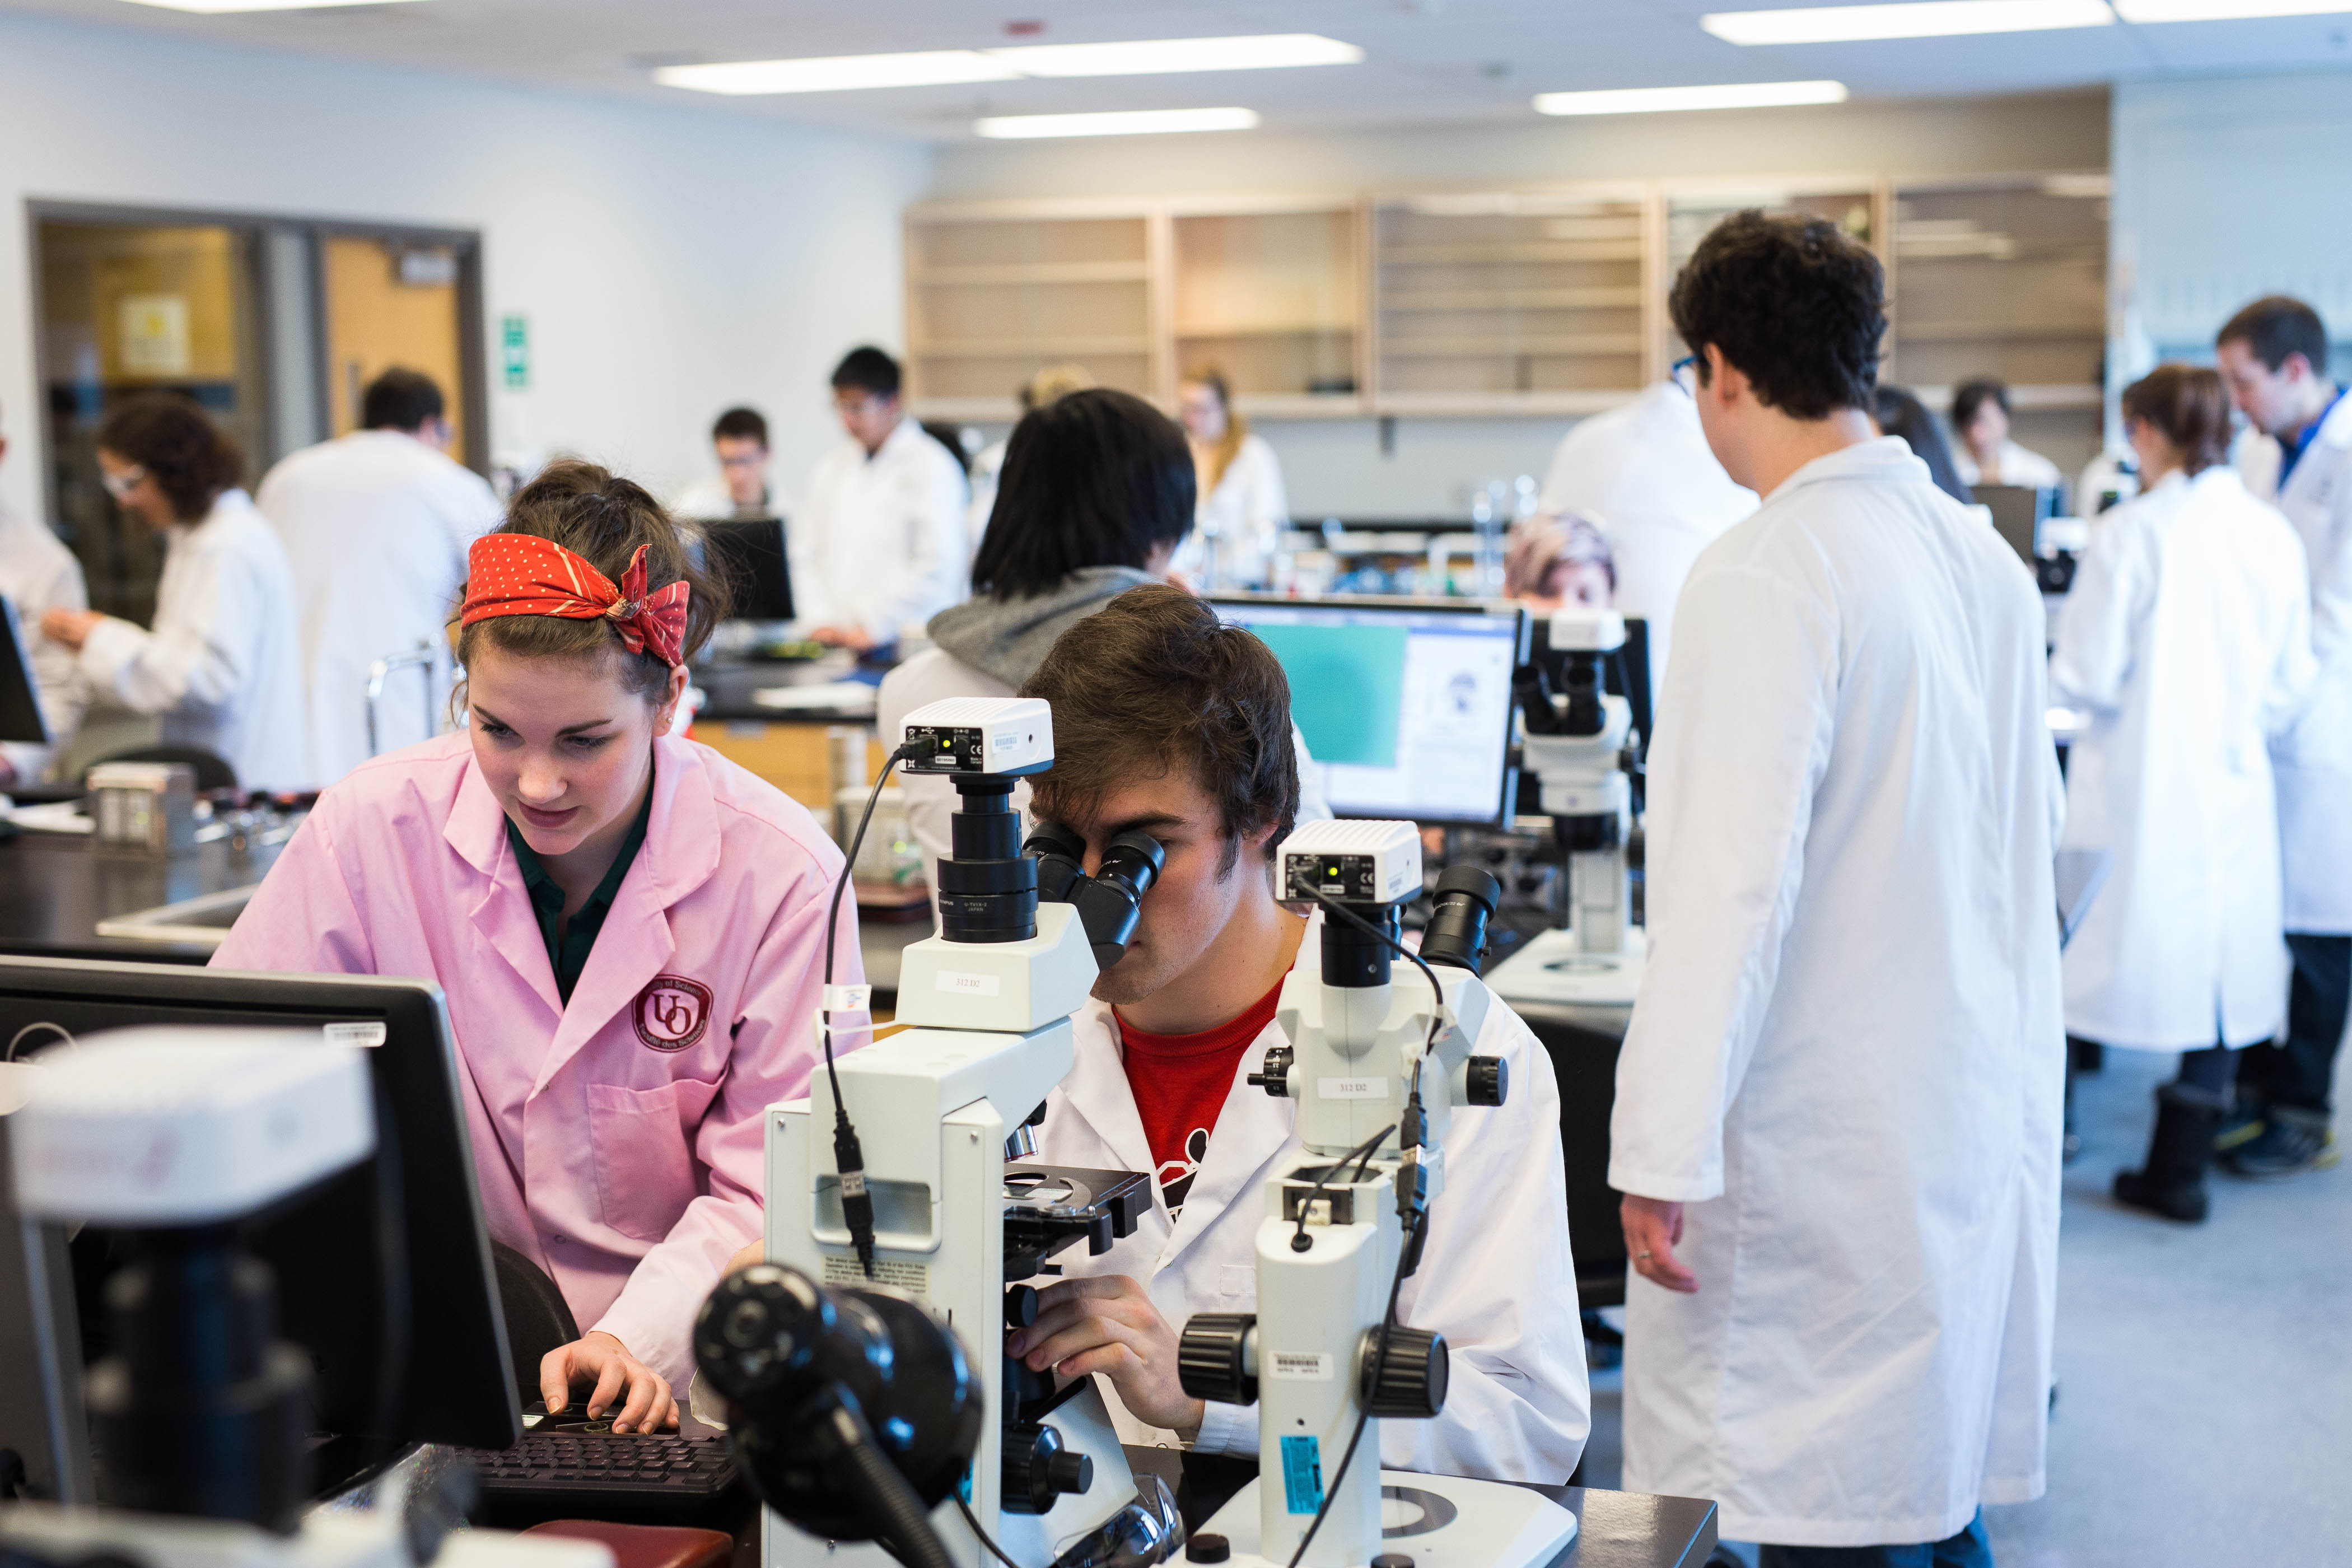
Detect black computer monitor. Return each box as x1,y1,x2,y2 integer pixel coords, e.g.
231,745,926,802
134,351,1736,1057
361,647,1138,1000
0,958,521,1492
1973,484,2060,566
0,595,50,746
703,519,794,622
1211,596,1529,826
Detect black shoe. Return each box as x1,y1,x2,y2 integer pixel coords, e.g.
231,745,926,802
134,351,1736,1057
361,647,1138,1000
2219,1107,2340,1178
2114,1083,2223,1223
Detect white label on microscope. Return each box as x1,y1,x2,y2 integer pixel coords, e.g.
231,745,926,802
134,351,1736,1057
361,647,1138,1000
1271,1352,1335,1382
935,970,1002,997
1318,1076,1388,1100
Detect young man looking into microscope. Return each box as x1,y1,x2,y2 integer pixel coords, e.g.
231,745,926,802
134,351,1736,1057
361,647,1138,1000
1006,582,1589,1482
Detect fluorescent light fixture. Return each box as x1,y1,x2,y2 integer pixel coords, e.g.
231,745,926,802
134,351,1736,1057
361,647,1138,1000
655,51,1018,95
659,32,1360,96
2115,0,2352,18
1702,1,2116,44
974,107,1261,138
1534,80,1849,115
988,34,1362,76
119,0,424,10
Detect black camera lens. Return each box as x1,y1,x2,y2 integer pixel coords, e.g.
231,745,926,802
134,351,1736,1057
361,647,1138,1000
939,779,1037,943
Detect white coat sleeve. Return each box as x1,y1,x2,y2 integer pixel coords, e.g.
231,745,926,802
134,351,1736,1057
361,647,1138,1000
1291,722,1332,825
591,844,866,1385
1608,565,1837,1202
1243,441,1289,564
2047,523,2152,717
789,460,838,630
77,547,264,719
1380,1006,1589,1483
2265,542,2320,740
856,452,968,645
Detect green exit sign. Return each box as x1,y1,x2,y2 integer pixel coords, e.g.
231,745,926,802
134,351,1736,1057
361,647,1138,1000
500,314,529,390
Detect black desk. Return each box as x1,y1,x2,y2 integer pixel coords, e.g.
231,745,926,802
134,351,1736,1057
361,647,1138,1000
0,829,288,965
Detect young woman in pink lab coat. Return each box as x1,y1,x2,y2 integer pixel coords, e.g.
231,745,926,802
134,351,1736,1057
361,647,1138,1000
213,461,862,1432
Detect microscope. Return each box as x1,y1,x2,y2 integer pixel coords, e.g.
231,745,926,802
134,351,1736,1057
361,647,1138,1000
0,1028,603,1568
1486,608,1646,1014
1173,821,1577,1568
745,697,1170,1568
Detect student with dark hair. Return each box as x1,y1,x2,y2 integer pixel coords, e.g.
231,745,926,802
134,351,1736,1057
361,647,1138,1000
2215,295,2352,1177
672,406,777,523
1949,376,2064,491
965,362,1094,545
43,394,308,788
874,389,1327,884
1005,583,1588,1482
792,346,966,649
1608,211,2064,1564
256,366,501,785
2051,365,2314,1221
1872,382,1973,503
217,459,862,1431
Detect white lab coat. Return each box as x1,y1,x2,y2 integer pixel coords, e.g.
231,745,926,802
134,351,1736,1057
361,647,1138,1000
1175,434,1287,591
76,489,309,791
1034,956,1590,1482
1953,440,2065,492
1539,384,1758,704
791,421,968,645
2051,468,2314,1050
1611,438,2064,1548
0,499,89,782
256,430,501,787
2244,391,2352,933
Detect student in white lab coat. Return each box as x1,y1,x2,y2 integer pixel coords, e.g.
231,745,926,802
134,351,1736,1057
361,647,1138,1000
0,401,88,785
1610,212,2064,1563
1539,374,1756,707
2215,295,2352,1177
670,407,780,523
256,368,501,787
1174,371,1287,592
2051,364,2315,1222
1950,378,2066,493
41,396,307,791
965,363,1093,556
878,389,1328,892
1006,585,1588,1482
791,347,967,652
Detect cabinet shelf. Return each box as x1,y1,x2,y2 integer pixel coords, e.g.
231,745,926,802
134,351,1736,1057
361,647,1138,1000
1175,323,1357,340
1381,287,1643,312
1380,241,1643,265
909,335,1152,358
1894,320,2104,343
1383,334,1643,358
911,261,1151,286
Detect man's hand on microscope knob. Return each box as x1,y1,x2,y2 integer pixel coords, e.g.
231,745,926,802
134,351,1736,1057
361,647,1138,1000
1006,1273,1205,1436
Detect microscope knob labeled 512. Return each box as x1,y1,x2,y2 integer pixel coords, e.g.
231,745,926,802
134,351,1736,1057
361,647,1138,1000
1176,1313,1258,1405
1465,1056,1508,1107
1360,1326,1448,1418
1247,1046,1295,1097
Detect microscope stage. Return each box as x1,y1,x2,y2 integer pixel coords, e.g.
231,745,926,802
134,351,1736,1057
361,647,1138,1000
1483,927,1646,1017
1200,1471,1577,1568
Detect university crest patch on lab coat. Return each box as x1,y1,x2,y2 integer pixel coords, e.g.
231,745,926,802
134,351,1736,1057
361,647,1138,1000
635,974,713,1051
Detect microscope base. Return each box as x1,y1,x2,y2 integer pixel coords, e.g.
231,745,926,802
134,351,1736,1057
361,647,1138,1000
1200,1472,1576,1568
1484,926,1646,1016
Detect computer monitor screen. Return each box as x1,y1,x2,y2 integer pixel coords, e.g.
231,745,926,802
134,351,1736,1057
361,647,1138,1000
1973,484,2057,566
0,595,49,746
704,519,794,622
0,958,520,1476
1213,598,1527,825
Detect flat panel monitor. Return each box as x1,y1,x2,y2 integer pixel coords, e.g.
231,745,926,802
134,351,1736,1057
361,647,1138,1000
1212,597,1528,825
0,958,521,1491
1973,484,2060,567
0,595,49,746
704,518,794,622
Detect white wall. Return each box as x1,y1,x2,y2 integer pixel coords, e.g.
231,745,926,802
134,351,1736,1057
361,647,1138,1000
931,90,2110,520
0,11,930,529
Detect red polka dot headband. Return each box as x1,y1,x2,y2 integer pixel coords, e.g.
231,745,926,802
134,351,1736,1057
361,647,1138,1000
460,534,689,668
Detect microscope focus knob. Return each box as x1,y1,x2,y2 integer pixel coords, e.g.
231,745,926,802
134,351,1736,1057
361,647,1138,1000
1247,1046,1295,1097
1177,1314,1258,1405
1465,1056,1508,1108
1360,1326,1449,1419
1001,1421,1093,1514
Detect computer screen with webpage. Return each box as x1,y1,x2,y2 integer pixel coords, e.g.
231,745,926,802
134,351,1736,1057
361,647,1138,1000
1213,598,1526,825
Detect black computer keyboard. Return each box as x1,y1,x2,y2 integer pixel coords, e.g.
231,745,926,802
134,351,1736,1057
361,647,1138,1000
458,1430,740,1510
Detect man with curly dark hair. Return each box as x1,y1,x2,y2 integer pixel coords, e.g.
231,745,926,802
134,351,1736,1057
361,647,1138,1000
1608,212,2065,1566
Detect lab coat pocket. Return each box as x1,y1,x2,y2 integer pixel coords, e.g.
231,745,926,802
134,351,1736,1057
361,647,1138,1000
1217,1263,1255,1305
585,1078,722,1243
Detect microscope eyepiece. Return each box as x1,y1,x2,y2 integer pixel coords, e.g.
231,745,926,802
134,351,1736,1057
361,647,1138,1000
1421,864,1502,974
1026,823,1166,968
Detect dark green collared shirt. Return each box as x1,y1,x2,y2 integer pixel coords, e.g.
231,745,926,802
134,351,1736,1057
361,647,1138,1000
506,783,654,1005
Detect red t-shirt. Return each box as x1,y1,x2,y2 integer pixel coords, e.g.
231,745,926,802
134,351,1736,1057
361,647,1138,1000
1116,979,1284,1216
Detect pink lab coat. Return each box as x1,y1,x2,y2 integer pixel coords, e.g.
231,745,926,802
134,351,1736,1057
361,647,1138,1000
213,730,862,1390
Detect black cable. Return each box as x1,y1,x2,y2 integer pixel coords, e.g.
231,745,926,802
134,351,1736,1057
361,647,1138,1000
828,1401,958,1568
823,741,924,1278
1290,1124,1395,1254
954,1493,1026,1568
1285,1205,1424,1568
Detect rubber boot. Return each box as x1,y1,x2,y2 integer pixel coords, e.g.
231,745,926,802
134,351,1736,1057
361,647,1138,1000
2114,1083,2224,1222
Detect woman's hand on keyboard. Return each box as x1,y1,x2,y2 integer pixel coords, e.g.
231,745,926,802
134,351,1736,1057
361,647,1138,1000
540,1331,680,1434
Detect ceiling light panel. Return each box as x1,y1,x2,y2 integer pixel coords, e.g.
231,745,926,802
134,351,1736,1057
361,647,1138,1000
2115,0,2352,18
118,0,426,10
987,34,1363,75
1534,80,1850,115
1701,1,2117,44
654,51,1018,95
974,108,1262,138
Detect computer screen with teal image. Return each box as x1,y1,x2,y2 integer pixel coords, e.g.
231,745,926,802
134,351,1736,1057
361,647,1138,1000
1213,598,1525,824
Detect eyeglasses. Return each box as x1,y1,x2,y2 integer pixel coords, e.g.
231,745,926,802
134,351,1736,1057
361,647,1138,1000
99,464,147,502
1670,354,1698,395
832,393,889,418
